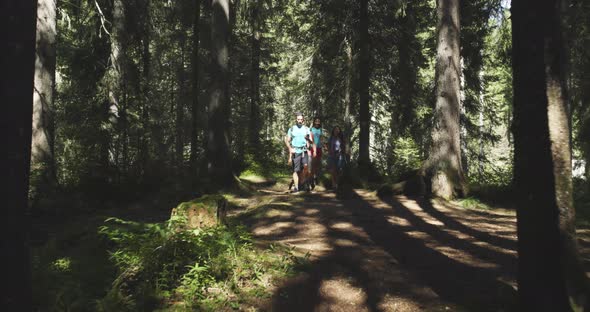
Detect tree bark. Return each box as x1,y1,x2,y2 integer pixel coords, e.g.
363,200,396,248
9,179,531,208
0,0,36,308
358,0,371,175
190,0,201,173
140,0,151,180
176,34,187,171
459,58,469,177
103,0,125,180
512,0,590,310
478,70,485,180
421,0,466,200
31,0,57,194
207,0,234,187
249,2,261,153
344,35,355,142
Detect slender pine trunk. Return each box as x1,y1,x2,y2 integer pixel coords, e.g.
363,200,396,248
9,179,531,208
31,0,57,195
190,0,202,174
207,0,234,187
358,0,371,176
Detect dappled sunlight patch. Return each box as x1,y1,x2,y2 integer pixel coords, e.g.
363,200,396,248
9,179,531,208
265,209,295,218
281,238,333,257
317,277,368,310
253,221,296,235
242,202,294,220
377,294,437,312
386,215,412,226
334,238,359,247
304,208,320,215
423,219,445,226
294,218,328,236
330,221,355,230
404,230,431,239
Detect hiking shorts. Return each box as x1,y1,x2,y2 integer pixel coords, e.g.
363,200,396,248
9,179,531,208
292,152,309,173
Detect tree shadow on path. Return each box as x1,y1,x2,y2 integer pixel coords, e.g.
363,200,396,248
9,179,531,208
243,190,518,311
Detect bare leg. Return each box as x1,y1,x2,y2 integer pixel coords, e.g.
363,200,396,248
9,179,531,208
293,171,299,190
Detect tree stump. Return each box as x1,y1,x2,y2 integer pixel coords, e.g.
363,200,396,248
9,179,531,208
169,194,227,230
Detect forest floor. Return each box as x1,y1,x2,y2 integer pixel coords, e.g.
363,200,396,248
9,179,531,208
30,176,590,311
232,176,590,312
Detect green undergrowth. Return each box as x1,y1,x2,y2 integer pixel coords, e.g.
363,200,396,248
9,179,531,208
464,183,515,210
32,209,304,311
239,153,291,181
574,178,590,228
97,218,302,311
31,218,117,311
455,196,493,210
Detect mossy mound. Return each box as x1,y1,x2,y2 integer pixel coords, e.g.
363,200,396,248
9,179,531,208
170,194,228,230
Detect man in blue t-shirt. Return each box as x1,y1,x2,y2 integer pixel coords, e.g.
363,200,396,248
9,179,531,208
285,112,315,193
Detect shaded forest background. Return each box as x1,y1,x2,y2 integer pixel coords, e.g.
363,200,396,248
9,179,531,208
27,0,590,202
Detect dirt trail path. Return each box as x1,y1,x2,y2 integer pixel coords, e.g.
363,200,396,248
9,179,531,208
238,184,526,312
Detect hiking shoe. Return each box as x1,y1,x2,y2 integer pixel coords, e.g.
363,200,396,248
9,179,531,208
291,188,299,194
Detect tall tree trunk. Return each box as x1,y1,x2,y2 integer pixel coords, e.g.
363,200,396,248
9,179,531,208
512,0,590,310
421,0,466,200
140,0,151,180
358,0,371,175
199,0,212,175
249,2,261,153
31,0,57,195
478,70,485,180
208,0,234,187
459,58,469,177
190,0,201,174
104,0,125,181
344,35,354,137
0,0,36,308
176,34,186,172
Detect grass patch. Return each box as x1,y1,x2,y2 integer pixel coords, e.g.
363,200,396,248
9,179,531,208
32,212,302,311
455,196,492,210
31,220,117,311
466,183,515,209
98,216,303,311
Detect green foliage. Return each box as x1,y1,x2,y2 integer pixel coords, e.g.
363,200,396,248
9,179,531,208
574,178,590,227
456,197,492,210
31,222,117,311
463,8,514,186
97,216,299,310
238,149,290,179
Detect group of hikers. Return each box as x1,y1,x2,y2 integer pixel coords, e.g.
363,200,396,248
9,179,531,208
284,112,349,193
